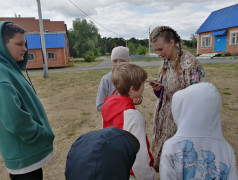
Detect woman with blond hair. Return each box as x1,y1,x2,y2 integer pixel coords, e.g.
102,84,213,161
149,26,205,172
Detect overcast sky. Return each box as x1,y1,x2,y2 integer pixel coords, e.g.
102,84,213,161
1,0,238,40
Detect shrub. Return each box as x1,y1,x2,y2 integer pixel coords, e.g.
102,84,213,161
83,51,95,62
216,53,232,57
225,52,232,56
93,48,100,57
137,44,147,55
214,53,222,57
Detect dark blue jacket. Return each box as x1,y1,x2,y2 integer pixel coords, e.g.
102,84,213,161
65,126,137,180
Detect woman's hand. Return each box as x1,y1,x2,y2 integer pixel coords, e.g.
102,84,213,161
149,79,163,91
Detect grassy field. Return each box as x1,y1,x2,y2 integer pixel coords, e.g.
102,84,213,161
0,63,237,179
67,57,103,68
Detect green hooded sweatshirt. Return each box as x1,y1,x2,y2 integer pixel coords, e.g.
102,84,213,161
0,21,54,170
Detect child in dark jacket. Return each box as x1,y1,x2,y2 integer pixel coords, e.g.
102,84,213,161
65,126,140,180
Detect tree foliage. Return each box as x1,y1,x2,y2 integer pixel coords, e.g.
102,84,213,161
138,44,147,55
182,33,197,48
97,36,127,55
68,18,98,58
67,18,197,58
83,51,95,62
190,33,197,48
128,42,136,55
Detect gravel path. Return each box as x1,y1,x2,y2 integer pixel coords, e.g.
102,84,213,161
27,57,238,74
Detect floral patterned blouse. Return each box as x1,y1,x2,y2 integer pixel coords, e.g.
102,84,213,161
151,50,205,168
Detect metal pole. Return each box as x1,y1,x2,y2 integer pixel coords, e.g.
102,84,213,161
148,26,151,54
36,0,49,77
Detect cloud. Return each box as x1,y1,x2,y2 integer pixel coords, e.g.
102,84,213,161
1,0,238,40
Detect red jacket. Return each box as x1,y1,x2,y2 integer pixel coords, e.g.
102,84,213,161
102,95,154,177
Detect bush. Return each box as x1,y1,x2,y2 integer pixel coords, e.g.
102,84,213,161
216,53,232,57
93,48,100,57
221,53,232,57
83,51,95,62
137,44,147,55
224,52,232,56
214,53,222,57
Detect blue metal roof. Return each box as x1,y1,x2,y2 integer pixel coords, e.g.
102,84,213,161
26,34,41,49
26,34,65,49
210,29,227,36
196,4,238,34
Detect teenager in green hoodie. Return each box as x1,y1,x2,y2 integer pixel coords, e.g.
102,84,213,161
0,21,54,180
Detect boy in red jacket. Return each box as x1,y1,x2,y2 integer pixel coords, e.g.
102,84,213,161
101,63,157,180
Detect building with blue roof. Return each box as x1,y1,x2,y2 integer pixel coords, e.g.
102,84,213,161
196,4,238,55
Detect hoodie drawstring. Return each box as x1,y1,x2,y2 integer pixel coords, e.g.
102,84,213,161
25,68,37,94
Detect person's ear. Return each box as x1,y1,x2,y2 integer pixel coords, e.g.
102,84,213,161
170,39,175,46
128,86,135,97
129,86,135,92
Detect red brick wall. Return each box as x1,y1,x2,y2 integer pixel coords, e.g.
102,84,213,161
27,48,67,69
0,17,69,68
197,31,214,54
227,27,238,54
0,17,66,32
198,27,238,54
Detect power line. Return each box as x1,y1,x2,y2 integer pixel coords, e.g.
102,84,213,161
137,29,149,39
68,0,121,37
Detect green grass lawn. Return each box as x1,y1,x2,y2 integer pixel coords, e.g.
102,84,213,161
0,63,237,180
67,57,103,68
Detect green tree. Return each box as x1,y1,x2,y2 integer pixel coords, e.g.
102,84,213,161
128,42,136,55
129,37,137,45
190,33,197,48
137,44,147,55
67,28,77,57
71,18,99,58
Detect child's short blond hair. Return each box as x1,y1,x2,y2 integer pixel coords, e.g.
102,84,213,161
112,63,148,96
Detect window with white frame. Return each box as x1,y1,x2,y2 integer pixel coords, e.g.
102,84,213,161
230,30,238,45
48,52,55,60
28,53,35,61
201,35,212,48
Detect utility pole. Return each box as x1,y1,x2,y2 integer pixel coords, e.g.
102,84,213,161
36,0,49,77
148,26,151,54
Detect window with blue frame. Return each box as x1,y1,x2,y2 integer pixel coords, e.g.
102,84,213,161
28,53,35,61
230,31,238,45
202,35,212,48
48,52,55,60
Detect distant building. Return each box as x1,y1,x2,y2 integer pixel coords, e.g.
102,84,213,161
0,17,70,69
196,4,238,55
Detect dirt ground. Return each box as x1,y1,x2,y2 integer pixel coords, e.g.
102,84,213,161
0,63,237,179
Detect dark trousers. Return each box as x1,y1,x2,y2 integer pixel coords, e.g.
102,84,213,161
9,168,43,180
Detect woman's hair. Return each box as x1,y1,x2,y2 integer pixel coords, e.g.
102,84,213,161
150,26,182,75
112,63,148,96
2,22,26,43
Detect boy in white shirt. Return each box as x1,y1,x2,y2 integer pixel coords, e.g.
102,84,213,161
101,63,157,180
